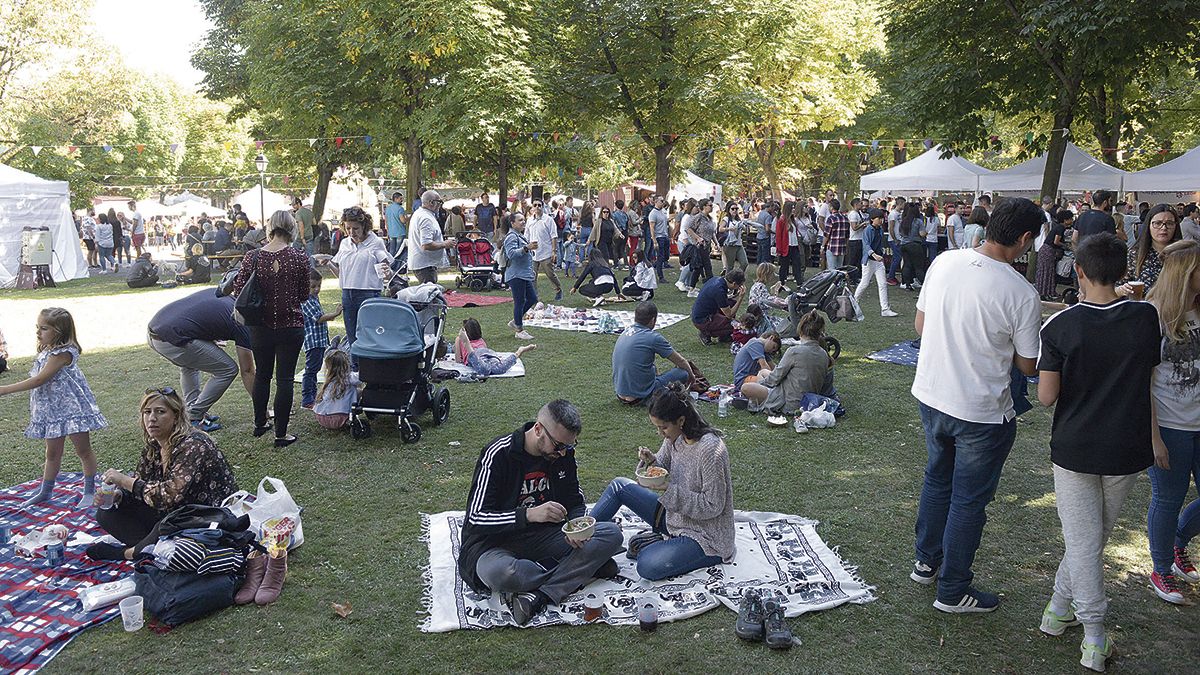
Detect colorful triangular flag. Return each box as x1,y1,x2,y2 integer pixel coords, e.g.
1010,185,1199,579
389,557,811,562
169,143,179,154
334,137,344,148
256,140,265,150
923,139,933,150
364,135,373,146
68,145,78,154
820,140,829,150
31,146,42,156
102,144,113,153
136,144,145,155
308,138,317,147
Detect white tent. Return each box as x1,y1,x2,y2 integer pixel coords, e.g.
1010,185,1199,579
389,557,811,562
0,164,87,287
979,143,1126,193
1124,144,1200,193
320,178,379,220
232,186,293,223
859,145,994,193
670,170,722,203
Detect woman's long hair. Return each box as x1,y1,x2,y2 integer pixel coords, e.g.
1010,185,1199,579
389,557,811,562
317,350,353,403
648,383,721,441
1147,239,1200,343
139,389,193,463
967,206,989,226
900,202,923,239
1132,204,1181,279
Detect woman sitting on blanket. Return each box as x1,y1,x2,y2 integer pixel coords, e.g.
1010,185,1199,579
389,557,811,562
741,310,836,415
590,383,735,580
87,388,238,561
454,318,536,376
570,248,627,307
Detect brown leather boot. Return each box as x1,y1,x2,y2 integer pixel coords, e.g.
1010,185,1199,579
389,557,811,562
235,553,267,605
254,550,288,605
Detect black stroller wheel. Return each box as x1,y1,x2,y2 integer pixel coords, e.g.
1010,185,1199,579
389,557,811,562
468,277,485,292
1061,288,1079,305
822,336,841,361
455,276,463,288
350,417,372,440
433,387,450,426
400,419,422,444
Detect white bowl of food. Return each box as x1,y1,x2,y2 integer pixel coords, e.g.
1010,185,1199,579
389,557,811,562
561,516,596,542
635,465,670,490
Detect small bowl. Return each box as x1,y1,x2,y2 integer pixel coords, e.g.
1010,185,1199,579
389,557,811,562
635,466,670,490
561,516,596,542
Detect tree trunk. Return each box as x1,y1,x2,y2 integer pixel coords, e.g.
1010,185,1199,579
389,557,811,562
312,158,334,222
404,133,422,207
497,138,509,208
654,143,673,196
754,141,782,202
1029,106,1076,282
1087,83,1124,166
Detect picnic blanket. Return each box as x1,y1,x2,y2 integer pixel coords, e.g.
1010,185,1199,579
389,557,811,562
1,473,131,674
520,304,688,335
866,340,920,367
434,357,526,379
442,291,512,308
420,508,874,632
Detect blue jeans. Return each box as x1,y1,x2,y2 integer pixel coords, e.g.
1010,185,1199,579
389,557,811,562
98,245,114,271
387,236,404,256
301,347,324,406
887,241,902,280
756,236,772,264
914,402,1017,601
121,235,132,262
590,477,723,581
926,241,939,263
341,288,380,346
509,278,537,330
1148,426,1200,574
655,236,670,280
467,350,517,376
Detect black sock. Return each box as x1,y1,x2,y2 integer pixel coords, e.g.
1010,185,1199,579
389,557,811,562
86,542,127,561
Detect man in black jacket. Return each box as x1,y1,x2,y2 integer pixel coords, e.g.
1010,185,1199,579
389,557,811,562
457,399,623,625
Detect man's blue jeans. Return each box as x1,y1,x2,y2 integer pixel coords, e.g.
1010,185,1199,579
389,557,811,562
654,368,690,396
888,241,902,280
655,236,670,280
387,236,404,256
1147,426,1200,574
590,477,723,580
756,236,772,264
915,402,1016,601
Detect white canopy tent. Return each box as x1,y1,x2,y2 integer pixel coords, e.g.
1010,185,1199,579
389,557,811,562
232,186,293,223
859,145,994,194
0,164,87,287
979,143,1126,193
670,170,722,203
1124,144,1200,193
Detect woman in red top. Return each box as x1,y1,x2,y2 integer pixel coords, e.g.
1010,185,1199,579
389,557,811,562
775,201,806,288
232,210,310,447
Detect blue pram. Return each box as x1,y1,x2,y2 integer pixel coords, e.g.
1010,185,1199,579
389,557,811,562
349,287,450,442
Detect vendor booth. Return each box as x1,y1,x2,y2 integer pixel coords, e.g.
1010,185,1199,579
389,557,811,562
0,163,87,288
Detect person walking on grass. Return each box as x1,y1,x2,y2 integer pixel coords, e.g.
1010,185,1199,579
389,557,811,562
527,200,562,301
909,197,1044,614
1035,233,1163,672
854,208,899,318
504,212,538,340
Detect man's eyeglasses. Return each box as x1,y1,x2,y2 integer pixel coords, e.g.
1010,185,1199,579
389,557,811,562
145,387,177,397
541,422,576,456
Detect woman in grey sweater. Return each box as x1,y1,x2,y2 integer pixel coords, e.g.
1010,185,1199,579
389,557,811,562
741,310,836,414
590,384,735,580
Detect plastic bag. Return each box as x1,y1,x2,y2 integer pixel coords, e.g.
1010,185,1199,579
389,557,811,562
221,477,304,550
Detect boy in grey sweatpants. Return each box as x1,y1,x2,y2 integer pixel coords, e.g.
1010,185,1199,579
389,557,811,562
1035,232,1163,673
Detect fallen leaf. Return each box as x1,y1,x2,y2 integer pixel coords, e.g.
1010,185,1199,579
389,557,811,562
332,601,353,618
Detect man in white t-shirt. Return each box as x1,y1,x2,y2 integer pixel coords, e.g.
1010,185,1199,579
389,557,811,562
127,200,147,258
847,198,866,272
527,200,562,300
945,202,966,249
407,190,455,284
909,197,1044,615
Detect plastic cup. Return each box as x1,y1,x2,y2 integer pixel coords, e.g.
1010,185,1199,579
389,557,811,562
1128,281,1145,300
119,595,144,632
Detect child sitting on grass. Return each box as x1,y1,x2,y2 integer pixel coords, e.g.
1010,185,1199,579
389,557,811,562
313,350,360,430
454,318,536,376
1036,232,1163,673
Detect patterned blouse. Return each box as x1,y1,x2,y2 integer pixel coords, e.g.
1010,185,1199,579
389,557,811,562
1126,246,1163,289
133,431,239,511
232,246,310,329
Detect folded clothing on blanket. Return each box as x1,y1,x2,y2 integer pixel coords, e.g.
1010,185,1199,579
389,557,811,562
420,508,874,632
0,473,132,674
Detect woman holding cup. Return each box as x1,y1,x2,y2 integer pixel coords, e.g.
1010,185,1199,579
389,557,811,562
87,388,238,561
589,383,735,580
326,207,394,350
1119,204,1181,299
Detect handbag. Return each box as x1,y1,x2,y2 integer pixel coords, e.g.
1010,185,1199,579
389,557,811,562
232,250,266,326
220,476,305,550
135,565,240,626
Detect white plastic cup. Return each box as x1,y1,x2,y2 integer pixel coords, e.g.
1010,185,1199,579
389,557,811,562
119,595,144,632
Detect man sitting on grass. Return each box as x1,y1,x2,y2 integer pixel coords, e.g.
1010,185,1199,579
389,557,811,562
613,301,695,405
457,399,623,625
691,268,746,344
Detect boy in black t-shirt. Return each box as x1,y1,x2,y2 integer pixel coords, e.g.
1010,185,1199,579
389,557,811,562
1035,232,1163,672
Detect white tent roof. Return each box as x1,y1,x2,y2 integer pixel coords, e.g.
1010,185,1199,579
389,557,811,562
670,170,722,203
232,186,293,222
859,146,994,193
0,164,87,287
979,143,1126,192
1124,144,1200,192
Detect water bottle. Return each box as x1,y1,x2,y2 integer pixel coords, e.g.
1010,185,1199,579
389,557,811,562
718,390,730,418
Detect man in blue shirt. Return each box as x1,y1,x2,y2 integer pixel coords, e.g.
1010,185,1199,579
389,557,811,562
613,302,694,404
691,268,746,345
384,192,407,256
475,192,498,236
733,333,781,391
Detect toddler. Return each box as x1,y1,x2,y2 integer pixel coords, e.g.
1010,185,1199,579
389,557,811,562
313,350,359,430
563,233,582,277
0,308,106,509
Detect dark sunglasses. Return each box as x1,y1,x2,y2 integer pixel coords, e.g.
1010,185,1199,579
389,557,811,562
541,422,576,455
532,202,543,207
145,387,177,397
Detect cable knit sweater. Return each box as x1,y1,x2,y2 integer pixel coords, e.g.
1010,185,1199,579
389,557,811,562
651,432,736,561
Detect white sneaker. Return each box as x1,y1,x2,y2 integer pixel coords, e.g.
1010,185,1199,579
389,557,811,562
793,418,809,433
514,330,534,340
639,292,651,301
592,296,605,307
687,289,699,298
675,281,687,292
507,319,517,330
912,280,922,289
881,310,899,317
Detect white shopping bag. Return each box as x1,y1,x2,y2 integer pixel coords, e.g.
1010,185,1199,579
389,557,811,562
221,476,305,550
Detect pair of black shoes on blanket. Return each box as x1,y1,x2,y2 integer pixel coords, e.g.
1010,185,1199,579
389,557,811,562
736,588,794,650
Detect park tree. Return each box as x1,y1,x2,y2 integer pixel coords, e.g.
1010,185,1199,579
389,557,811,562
0,0,91,140
884,0,1198,198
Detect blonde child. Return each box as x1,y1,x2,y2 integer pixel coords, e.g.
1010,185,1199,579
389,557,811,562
0,308,106,509
313,350,360,429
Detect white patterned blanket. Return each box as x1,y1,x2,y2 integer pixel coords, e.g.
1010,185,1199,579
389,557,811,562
519,305,688,334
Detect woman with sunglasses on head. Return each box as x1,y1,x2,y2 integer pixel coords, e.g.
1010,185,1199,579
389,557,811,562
327,207,393,351
589,383,734,581
1118,204,1181,297
230,209,311,447
87,388,238,561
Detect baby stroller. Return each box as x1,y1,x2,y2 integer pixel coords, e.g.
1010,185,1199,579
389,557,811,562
1052,251,1080,305
455,234,500,291
348,284,451,442
779,266,861,359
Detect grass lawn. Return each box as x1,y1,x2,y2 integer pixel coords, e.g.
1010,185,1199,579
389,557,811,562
1,265,1195,674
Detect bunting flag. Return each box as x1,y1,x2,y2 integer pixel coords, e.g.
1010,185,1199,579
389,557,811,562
256,140,265,150
552,132,560,142
68,145,78,154
102,145,113,153
169,143,179,154
800,140,808,150
31,146,42,156
334,137,345,148
778,139,786,148
223,141,233,152
364,135,373,146
923,139,933,149
821,140,829,150
136,144,145,155
871,140,879,151
308,138,317,147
